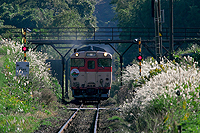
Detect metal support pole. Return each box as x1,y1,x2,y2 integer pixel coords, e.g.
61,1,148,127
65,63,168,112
143,43,156,59
22,28,27,62
94,28,95,40
158,0,163,56
50,44,65,100
106,42,137,86
120,56,123,86
169,0,174,60
154,0,161,63
24,52,26,62
178,125,181,133
62,56,65,101
106,43,123,86
65,59,69,98
33,44,40,51
138,38,142,76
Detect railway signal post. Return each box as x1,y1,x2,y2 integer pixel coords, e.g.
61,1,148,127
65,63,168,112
16,28,29,77
137,38,142,76
22,28,29,61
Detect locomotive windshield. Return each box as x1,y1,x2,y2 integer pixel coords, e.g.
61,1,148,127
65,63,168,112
98,59,112,67
71,59,84,67
88,61,95,69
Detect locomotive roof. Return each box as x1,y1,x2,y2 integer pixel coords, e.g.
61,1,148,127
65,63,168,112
77,46,106,52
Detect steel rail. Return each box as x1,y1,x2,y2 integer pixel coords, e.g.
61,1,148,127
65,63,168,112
66,107,121,110
94,104,100,133
58,104,83,133
59,103,120,133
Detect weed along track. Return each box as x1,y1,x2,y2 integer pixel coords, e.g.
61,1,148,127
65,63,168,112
58,104,83,133
59,103,102,133
34,100,121,133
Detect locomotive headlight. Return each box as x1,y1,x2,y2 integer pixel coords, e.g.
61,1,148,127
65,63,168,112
103,52,108,57
75,52,79,57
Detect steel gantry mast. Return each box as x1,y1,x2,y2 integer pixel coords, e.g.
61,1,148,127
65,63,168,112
169,0,174,60
154,0,162,63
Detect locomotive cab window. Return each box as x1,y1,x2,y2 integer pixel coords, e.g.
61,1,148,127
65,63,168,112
88,61,95,69
71,59,84,67
98,59,112,67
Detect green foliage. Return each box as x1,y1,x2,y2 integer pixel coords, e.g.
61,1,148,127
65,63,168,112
108,116,122,121
0,115,39,133
0,0,97,28
111,0,153,28
119,80,200,132
110,78,121,98
41,119,52,126
0,39,62,132
153,87,200,132
112,53,200,132
110,0,200,65
175,44,200,67
111,0,200,28
87,105,93,108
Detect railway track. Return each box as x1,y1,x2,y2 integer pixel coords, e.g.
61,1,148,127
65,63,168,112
58,104,83,133
58,102,104,133
33,99,121,133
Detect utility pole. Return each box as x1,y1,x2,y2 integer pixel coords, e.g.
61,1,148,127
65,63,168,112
158,0,162,57
169,0,174,60
154,0,162,63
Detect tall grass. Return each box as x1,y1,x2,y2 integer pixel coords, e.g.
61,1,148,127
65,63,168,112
0,38,61,132
118,53,200,132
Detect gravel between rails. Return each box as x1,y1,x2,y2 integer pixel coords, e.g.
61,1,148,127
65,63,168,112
34,98,121,133
64,110,96,133
98,109,122,133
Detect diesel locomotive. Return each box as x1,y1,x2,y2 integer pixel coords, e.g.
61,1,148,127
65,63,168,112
70,46,112,101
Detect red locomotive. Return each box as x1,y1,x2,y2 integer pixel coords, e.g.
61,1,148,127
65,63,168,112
70,46,112,101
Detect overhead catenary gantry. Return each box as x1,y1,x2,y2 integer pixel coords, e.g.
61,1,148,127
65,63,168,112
22,26,200,101
29,38,140,87
1,27,199,101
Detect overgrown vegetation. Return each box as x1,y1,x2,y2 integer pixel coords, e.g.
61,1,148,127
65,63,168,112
111,44,200,132
0,39,62,132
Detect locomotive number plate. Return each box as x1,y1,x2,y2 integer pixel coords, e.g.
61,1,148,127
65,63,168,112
71,68,80,78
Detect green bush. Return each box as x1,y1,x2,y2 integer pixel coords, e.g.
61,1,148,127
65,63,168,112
0,39,61,132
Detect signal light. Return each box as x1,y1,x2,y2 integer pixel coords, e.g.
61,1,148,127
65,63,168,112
137,55,142,61
103,52,108,57
75,52,79,57
22,46,29,52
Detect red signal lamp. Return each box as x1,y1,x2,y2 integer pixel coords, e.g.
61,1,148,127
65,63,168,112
137,55,142,61
22,46,29,52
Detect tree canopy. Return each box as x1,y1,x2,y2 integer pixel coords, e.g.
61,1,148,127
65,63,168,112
111,0,200,28
110,0,200,65
0,0,97,28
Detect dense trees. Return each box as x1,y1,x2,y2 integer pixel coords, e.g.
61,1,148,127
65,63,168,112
0,0,97,28
110,0,154,28
111,0,200,28
110,0,200,65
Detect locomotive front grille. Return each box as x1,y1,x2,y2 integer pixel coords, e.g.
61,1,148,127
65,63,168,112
73,82,80,87
104,82,110,87
86,88,97,95
87,82,96,88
